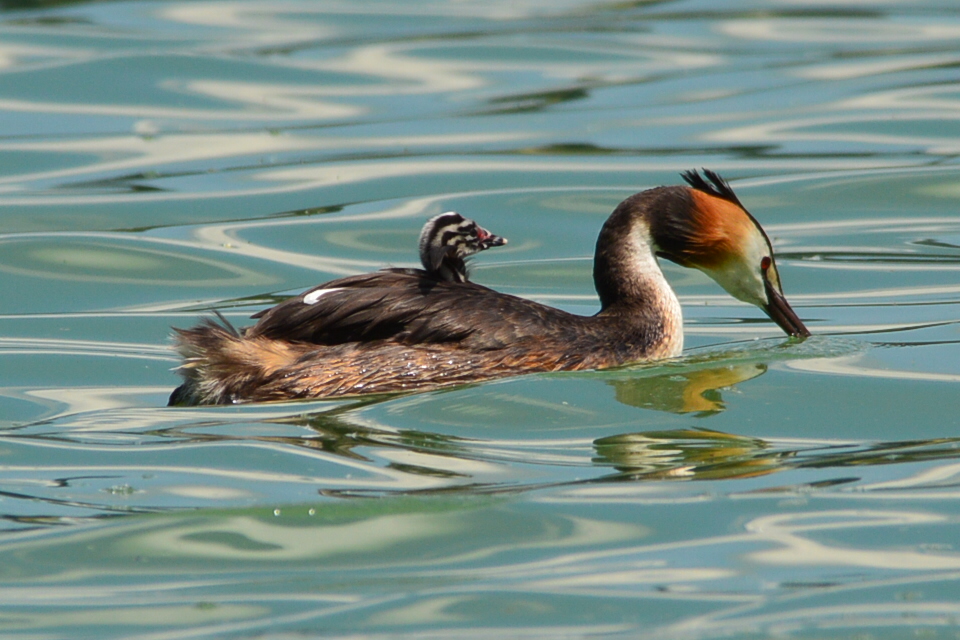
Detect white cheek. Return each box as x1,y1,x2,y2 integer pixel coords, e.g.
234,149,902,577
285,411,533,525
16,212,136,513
715,263,767,307
702,232,771,308
302,288,341,305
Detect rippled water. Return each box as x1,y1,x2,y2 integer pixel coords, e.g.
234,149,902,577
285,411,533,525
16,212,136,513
1,1,960,638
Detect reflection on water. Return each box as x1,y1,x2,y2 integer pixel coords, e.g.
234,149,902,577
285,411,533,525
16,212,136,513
595,428,777,480
7,361,960,508
0,234,276,286
1,493,959,638
595,427,960,487
603,362,766,414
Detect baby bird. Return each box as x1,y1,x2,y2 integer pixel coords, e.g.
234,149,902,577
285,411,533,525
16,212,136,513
417,212,507,282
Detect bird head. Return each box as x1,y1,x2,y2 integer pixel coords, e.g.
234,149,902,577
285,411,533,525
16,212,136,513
651,170,810,337
419,212,507,276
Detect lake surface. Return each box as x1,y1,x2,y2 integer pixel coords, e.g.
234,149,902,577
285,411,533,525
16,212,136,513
1,0,959,638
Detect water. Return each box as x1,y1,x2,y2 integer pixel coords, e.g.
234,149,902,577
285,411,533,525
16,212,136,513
1,1,959,637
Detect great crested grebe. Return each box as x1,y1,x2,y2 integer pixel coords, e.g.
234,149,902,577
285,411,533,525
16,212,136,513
415,211,507,283
169,170,809,406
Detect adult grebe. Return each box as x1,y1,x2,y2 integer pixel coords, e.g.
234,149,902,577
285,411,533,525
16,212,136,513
169,170,809,406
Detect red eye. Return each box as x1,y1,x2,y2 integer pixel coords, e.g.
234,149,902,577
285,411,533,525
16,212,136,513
760,256,772,271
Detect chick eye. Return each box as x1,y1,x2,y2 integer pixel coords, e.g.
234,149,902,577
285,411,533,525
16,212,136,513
760,256,772,272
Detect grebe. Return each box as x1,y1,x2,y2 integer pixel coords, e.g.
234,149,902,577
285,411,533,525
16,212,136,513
415,211,506,282
169,170,809,406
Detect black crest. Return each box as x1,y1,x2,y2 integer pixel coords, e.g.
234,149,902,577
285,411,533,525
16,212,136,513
212,309,241,338
681,169,744,208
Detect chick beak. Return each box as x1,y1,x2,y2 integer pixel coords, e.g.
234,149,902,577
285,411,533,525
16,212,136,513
763,276,810,338
477,226,507,250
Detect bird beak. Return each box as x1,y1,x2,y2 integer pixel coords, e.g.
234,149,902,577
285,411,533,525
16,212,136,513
763,276,810,338
477,226,507,249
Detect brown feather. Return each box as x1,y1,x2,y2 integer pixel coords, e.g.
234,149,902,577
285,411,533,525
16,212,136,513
169,279,682,405
684,189,752,268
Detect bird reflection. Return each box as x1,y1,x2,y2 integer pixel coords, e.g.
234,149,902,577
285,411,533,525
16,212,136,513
271,406,476,479
594,427,789,481
259,361,773,482
603,362,766,414
593,429,960,484
150,358,960,492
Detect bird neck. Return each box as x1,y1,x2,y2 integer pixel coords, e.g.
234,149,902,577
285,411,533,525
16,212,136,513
436,256,468,283
593,202,684,357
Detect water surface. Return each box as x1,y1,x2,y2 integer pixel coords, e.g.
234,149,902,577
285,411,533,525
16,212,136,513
1,1,959,638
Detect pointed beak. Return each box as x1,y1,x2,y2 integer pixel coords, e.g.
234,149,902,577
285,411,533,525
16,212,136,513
477,226,507,250
763,277,810,338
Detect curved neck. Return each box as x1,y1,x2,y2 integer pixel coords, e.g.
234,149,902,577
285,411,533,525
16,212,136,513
593,195,684,357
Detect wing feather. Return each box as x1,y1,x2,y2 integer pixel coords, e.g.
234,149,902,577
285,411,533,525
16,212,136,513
247,269,589,349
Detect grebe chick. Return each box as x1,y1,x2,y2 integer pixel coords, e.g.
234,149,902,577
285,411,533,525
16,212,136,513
418,211,506,282
169,170,809,406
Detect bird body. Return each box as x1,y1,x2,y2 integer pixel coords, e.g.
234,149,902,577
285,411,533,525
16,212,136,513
169,171,808,406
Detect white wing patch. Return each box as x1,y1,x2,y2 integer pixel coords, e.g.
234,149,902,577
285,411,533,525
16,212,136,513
302,288,341,305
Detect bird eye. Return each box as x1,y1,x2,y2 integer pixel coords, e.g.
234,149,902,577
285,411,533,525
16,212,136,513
760,256,771,272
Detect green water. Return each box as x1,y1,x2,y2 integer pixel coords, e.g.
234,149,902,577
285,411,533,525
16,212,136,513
1,1,960,638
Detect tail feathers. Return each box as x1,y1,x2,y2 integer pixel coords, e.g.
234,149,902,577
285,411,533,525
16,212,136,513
169,316,300,406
